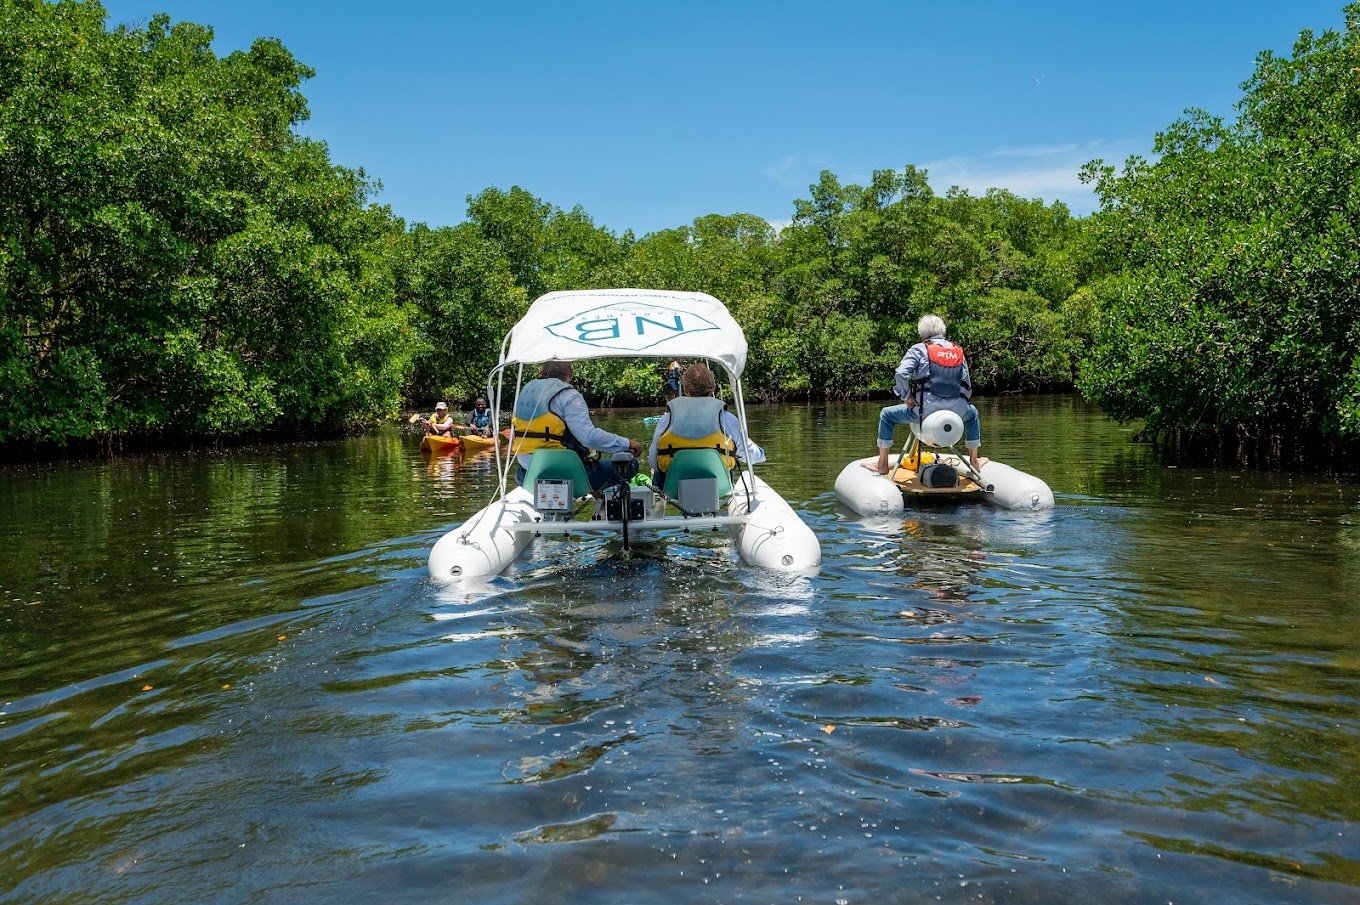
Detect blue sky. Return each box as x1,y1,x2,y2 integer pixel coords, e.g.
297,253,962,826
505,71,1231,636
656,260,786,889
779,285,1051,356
101,1,1347,235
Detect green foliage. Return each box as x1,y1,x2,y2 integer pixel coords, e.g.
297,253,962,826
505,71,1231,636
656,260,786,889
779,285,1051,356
1078,4,1360,453
0,1,414,446
759,169,1084,400
396,222,524,404
465,186,628,299
0,3,1093,453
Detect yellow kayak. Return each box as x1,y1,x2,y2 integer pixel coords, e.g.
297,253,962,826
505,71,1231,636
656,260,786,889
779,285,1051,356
419,434,463,456
460,433,499,454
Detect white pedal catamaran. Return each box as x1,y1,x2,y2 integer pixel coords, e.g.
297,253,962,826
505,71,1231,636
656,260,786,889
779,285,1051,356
428,289,821,580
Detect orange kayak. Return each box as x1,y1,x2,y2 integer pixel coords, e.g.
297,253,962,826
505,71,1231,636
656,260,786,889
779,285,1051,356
420,434,463,455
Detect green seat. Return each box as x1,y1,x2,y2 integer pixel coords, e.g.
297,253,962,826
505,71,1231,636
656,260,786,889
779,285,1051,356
661,448,733,499
521,449,593,500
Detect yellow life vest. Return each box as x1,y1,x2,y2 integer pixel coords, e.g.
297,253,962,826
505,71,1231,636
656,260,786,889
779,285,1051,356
429,412,454,426
510,410,569,455
511,378,590,457
655,429,737,473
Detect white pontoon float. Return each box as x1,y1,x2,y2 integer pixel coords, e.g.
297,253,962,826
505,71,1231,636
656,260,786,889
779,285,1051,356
835,409,1054,517
428,289,821,580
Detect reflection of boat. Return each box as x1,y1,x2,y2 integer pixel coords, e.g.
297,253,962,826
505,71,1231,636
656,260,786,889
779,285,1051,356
460,433,499,455
420,434,463,456
429,289,821,580
835,410,1054,517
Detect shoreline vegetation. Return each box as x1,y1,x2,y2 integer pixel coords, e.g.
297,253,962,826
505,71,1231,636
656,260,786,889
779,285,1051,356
4,2,1360,468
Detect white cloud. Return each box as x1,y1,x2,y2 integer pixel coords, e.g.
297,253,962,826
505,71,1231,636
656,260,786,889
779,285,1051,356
922,140,1138,214
764,155,829,187
763,140,1143,216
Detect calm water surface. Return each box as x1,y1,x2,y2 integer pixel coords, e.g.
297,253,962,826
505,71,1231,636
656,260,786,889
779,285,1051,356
2,397,1358,903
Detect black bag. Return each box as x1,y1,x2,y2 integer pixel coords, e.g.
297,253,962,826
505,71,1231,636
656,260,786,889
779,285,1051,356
919,462,958,488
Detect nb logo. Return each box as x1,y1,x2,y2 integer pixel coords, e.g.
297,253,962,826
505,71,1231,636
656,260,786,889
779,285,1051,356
546,302,719,351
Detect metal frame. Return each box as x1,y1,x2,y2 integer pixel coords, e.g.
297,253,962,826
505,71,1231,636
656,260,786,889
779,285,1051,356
510,514,746,535
468,325,761,539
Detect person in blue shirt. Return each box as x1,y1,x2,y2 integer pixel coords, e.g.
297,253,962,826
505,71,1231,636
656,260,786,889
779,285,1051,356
511,360,642,491
665,358,684,396
465,397,492,437
866,315,982,474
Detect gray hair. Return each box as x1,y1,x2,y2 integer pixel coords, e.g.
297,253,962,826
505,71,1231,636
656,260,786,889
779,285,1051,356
918,315,947,341
540,359,573,380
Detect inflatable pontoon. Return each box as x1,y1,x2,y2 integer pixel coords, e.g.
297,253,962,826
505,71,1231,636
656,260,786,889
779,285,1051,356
835,410,1054,517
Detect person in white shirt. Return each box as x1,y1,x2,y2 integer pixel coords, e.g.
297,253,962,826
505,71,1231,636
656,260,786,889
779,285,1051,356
648,362,764,486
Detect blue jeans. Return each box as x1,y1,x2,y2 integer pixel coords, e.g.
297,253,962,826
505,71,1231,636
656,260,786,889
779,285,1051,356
877,403,981,450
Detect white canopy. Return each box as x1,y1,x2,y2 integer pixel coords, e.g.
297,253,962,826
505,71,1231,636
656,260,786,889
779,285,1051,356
503,289,748,377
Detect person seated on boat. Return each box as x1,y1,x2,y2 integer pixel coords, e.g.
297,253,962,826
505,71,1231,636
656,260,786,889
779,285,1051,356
426,401,458,437
465,397,492,437
649,362,765,488
511,359,642,492
866,314,982,475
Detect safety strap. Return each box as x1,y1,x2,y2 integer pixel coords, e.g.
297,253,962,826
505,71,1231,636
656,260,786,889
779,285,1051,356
656,442,733,457
517,427,565,442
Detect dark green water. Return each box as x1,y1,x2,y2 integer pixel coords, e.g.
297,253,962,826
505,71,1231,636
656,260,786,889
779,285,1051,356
2,396,1358,903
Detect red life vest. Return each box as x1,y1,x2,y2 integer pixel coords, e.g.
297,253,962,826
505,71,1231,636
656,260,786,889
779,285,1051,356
926,342,965,369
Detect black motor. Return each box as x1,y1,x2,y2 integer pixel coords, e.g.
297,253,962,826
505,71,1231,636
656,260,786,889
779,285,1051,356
606,492,648,522
606,451,644,522
919,462,959,489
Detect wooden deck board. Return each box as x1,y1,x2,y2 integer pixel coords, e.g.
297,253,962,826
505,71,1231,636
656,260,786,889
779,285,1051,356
889,455,989,498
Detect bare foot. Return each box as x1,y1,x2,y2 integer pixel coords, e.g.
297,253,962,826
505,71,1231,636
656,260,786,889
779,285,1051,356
861,461,891,475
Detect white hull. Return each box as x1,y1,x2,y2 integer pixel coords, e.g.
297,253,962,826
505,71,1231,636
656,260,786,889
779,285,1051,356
428,487,538,580
976,459,1055,511
428,475,820,581
835,455,1053,517
835,457,907,518
728,475,822,572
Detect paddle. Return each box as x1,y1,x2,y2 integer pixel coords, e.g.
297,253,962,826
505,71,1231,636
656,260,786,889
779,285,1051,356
410,413,488,436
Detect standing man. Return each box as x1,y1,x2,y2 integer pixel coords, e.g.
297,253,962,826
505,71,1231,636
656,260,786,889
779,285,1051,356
665,358,684,397
866,315,982,474
511,360,642,491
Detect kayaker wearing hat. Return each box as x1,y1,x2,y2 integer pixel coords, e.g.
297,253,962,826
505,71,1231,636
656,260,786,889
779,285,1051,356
427,401,457,437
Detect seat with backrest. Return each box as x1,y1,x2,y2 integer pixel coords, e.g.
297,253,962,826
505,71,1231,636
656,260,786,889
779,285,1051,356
521,449,593,500
660,448,733,500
